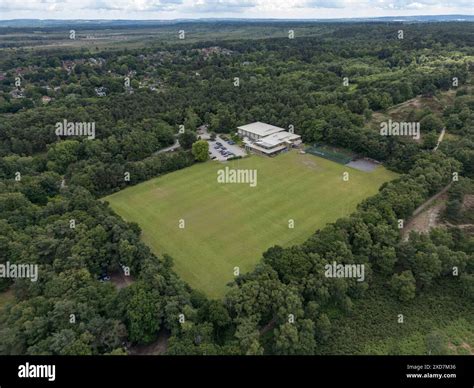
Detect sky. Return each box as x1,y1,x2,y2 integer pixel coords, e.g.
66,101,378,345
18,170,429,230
0,0,472,20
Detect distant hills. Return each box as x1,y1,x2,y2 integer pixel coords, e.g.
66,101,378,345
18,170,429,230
0,15,473,28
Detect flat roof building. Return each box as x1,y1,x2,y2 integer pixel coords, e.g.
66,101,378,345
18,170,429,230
237,122,286,140
238,122,302,156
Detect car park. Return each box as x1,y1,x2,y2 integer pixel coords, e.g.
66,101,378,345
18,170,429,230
208,135,246,161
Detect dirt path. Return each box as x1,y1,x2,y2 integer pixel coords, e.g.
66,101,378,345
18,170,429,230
110,270,134,289
402,198,447,240
389,95,423,111
402,183,452,240
433,128,446,152
129,330,170,355
154,139,180,155
445,222,474,231
259,317,277,336
412,183,452,218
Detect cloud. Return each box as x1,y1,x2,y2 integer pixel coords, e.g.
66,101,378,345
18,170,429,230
189,0,258,13
0,0,472,17
0,0,184,13
0,0,66,12
90,0,184,12
304,0,346,9
369,0,474,10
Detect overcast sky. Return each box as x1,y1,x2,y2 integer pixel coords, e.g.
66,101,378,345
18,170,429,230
0,0,472,20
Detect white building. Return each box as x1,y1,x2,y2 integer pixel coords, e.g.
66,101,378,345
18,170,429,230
237,122,302,156
237,122,285,140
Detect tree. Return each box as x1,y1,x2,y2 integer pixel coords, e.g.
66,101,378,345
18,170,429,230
191,140,209,162
273,320,316,355
315,313,331,343
375,245,398,275
206,301,230,329
422,131,439,150
121,282,162,344
409,251,442,287
460,274,474,300
234,316,263,355
420,114,444,133
425,331,448,355
184,108,199,130
390,271,416,302
262,246,313,284
46,140,81,174
178,131,197,150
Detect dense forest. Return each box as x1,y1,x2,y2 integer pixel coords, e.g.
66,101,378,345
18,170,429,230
0,22,473,355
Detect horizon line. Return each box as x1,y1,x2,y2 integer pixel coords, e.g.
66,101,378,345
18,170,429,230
1,14,474,22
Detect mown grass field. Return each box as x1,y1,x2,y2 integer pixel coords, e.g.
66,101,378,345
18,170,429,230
105,151,397,298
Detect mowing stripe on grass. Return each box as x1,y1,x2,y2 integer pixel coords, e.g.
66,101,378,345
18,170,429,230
104,151,397,299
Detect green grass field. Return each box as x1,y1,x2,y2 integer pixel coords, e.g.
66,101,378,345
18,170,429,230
105,151,397,298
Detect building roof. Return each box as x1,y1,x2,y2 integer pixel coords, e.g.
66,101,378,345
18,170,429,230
255,131,301,147
246,142,287,154
237,122,286,137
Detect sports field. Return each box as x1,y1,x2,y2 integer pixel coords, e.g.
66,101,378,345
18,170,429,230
104,151,397,298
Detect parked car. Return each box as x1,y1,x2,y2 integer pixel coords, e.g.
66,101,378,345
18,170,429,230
99,274,111,282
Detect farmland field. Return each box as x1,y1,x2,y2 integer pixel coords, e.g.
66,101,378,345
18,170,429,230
105,151,397,298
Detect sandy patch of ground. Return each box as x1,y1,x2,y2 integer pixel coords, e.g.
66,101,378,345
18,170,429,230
391,96,423,111
462,194,474,211
402,196,447,240
260,317,277,336
110,270,134,289
403,187,474,239
448,342,474,355
129,330,170,355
